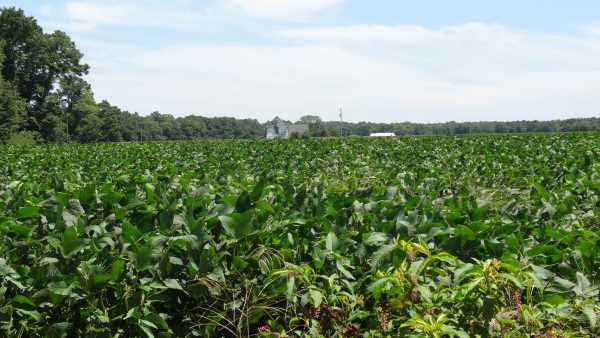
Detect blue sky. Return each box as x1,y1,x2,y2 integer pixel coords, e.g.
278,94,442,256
6,0,600,122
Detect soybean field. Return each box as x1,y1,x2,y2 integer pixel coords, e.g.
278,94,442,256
0,134,599,337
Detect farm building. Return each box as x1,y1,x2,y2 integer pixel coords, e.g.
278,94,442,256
266,119,309,139
369,132,396,137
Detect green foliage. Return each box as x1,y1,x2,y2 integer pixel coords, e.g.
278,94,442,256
0,78,25,142
289,132,303,139
0,44,26,143
0,7,88,130
5,130,38,145
0,134,599,337
298,115,322,124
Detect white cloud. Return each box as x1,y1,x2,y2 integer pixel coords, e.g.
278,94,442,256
222,0,341,20
74,21,600,123
588,24,600,35
276,24,437,42
59,1,199,31
277,23,600,80
277,22,524,46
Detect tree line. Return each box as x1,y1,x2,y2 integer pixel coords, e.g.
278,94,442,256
1,7,599,144
303,116,600,137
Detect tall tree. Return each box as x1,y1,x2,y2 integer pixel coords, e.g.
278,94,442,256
0,45,26,142
77,110,103,143
58,76,96,141
0,7,89,133
179,116,208,139
0,80,26,142
97,100,123,142
37,93,66,142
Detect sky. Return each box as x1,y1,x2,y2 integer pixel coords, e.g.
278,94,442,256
6,0,600,123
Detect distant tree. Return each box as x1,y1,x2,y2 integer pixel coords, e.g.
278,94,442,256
298,115,321,124
97,100,123,141
354,122,371,136
179,116,208,139
308,120,331,137
6,130,38,144
77,112,103,143
150,112,181,139
119,111,143,141
141,117,161,140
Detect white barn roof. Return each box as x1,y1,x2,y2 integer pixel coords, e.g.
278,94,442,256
369,132,396,137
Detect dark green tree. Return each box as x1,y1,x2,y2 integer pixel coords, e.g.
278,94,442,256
58,76,97,142
97,100,123,142
0,44,26,142
37,93,65,142
179,115,208,139
77,111,103,143
0,7,89,134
